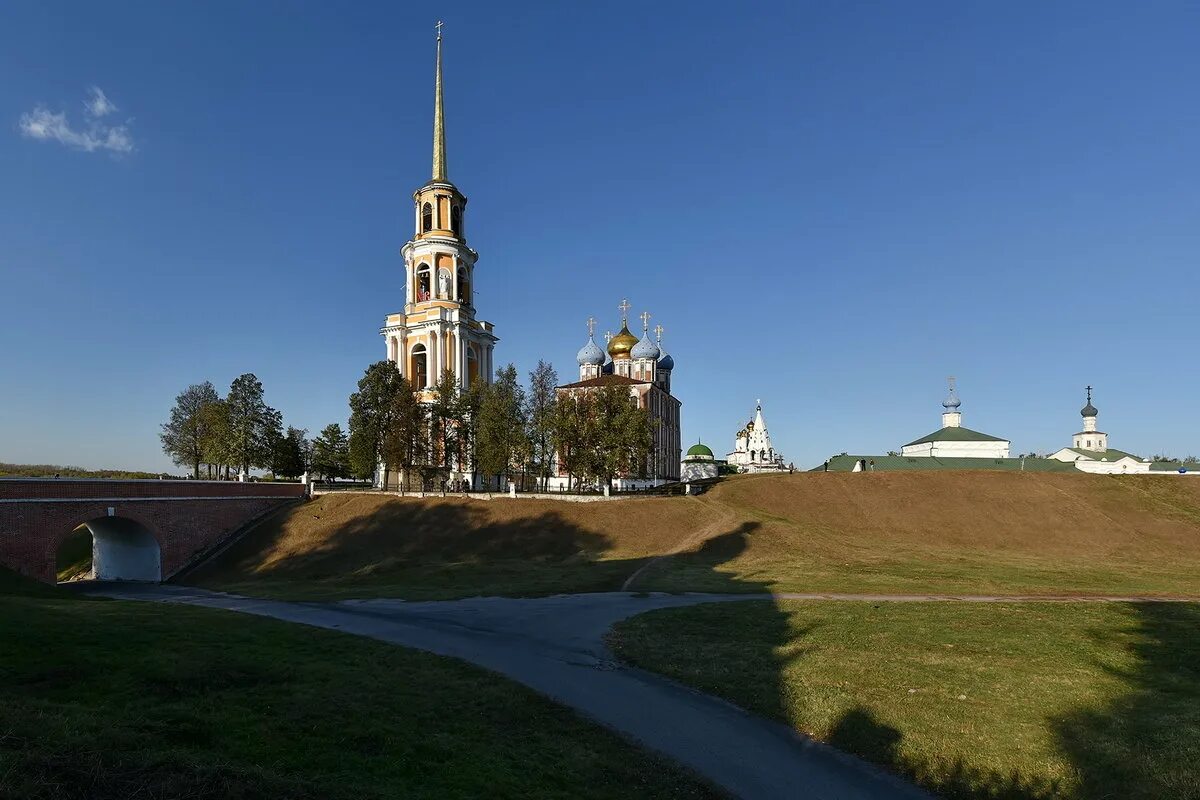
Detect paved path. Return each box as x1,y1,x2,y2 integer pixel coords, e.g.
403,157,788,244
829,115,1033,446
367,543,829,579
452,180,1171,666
82,584,936,800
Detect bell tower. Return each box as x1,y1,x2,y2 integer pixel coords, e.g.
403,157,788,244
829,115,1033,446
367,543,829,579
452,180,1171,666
381,22,498,394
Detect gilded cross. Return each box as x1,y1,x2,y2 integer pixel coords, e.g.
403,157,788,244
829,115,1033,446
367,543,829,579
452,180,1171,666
605,330,613,343
435,20,443,40
654,323,664,343
586,316,596,337
618,298,631,322
640,311,651,331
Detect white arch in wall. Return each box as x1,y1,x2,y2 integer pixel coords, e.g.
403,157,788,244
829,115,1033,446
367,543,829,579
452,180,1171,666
59,516,162,582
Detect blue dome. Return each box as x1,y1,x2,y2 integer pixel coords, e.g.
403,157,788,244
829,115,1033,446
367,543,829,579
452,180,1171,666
657,349,675,370
942,388,961,410
631,333,660,360
576,337,605,366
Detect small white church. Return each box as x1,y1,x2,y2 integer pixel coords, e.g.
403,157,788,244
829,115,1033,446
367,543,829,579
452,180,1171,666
900,379,1011,459
1046,387,1153,474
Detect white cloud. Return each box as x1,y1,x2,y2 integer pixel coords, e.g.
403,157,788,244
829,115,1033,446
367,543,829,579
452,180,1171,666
18,87,134,155
85,86,116,118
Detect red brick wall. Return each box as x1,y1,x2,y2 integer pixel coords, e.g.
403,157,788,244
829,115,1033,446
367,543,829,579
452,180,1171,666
0,480,305,584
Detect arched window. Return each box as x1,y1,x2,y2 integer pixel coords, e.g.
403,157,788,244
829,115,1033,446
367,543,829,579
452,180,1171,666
410,344,429,389
416,264,431,302
451,205,462,236
466,346,479,386
457,267,470,305
421,202,433,233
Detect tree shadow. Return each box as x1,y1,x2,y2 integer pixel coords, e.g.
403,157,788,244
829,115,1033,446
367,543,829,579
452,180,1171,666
1055,602,1200,800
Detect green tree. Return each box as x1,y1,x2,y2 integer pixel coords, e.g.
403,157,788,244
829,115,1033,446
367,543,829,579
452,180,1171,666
383,375,429,493
430,369,461,478
271,426,310,480
456,380,485,489
199,399,232,479
476,364,526,489
525,360,559,491
348,362,405,488
223,373,281,478
159,381,219,479
589,385,653,488
311,423,350,481
550,392,595,490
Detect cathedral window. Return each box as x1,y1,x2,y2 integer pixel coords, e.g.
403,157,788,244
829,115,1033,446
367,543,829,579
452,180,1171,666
421,202,433,232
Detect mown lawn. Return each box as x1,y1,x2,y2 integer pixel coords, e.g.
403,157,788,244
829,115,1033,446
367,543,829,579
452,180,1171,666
0,575,719,800
609,600,1200,800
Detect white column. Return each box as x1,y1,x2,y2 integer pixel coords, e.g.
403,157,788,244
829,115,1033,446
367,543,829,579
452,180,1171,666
459,331,468,388
427,331,438,389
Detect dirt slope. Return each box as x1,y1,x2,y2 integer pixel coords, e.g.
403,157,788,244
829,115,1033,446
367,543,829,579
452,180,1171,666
188,473,1200,599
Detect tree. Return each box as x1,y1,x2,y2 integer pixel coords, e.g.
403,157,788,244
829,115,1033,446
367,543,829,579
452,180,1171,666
271,426,310,480
383,375,429,493
223,373,281,477
476,364,526,488
160,381,219,478
311,423,350,481
553,385,653,490
525,360,559,491
456,380,485,489
198,398,232,479
348,362,405,488
430,369,462,478
550,392,595,490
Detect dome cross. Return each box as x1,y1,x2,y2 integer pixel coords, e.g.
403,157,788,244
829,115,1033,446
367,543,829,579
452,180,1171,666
654,323,664,343
618,298,631,323
640,311,651,331
586,316,596,337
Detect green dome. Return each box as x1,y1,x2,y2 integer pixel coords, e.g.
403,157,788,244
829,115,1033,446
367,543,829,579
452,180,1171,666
686,443,714,458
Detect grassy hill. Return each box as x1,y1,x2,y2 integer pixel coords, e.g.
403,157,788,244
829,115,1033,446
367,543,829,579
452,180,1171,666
188,472,1200,599
0,462,172,479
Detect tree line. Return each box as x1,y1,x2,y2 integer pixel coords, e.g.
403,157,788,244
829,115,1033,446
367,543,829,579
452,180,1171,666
346,359,653,491
159,373,349,481
162,361,653,490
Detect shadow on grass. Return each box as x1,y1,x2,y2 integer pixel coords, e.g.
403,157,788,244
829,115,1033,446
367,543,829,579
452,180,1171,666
820,603,1200,799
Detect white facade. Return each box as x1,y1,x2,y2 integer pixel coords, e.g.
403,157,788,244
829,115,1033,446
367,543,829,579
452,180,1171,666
727,402,787,472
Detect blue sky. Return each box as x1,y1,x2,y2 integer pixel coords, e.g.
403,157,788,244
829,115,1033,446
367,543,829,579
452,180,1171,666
2,2,1198,472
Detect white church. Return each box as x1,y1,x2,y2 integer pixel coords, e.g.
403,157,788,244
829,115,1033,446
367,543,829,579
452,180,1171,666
900,379,1011,459
727,402,788,472
1045,387,1154,474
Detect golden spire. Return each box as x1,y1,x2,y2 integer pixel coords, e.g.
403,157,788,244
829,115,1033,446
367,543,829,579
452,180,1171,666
432,21,447,181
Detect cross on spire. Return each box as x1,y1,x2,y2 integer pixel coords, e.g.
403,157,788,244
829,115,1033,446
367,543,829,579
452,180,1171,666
586,316,596,337
618,298,631,323
654,323,664,343
605,330,613,343
435,19,443,40
948,376,957,392
1086,385,1093,403
640,311,651,331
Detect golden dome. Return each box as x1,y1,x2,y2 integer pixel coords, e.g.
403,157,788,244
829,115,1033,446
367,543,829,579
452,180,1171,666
607,324,638,359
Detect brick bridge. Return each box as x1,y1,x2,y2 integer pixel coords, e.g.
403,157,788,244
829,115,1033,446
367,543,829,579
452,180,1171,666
0,479,307,584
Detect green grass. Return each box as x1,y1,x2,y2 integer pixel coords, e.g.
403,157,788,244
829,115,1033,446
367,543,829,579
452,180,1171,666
0,587,719,799
206,559,646,601
54,528,92,582
609,600,1200,800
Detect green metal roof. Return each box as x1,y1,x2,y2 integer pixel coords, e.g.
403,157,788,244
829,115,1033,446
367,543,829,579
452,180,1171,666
818,454,1077,473
1149,461,1200,473
685,443,714,458
1065,448,1142,462
902,426,1008,448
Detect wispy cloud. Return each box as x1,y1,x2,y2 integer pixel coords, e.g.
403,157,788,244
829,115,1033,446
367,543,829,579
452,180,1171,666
84,86,117,119
19,87,134,154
